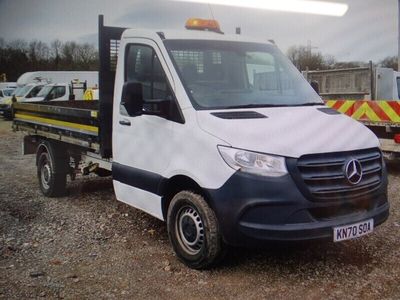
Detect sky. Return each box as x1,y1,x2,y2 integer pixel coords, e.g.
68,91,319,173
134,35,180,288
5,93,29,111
0,0,397,62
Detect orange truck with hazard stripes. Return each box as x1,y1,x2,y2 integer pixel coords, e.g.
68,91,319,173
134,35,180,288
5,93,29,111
304,66,400,160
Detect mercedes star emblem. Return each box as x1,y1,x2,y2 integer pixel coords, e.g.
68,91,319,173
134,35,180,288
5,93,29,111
345,159,363,185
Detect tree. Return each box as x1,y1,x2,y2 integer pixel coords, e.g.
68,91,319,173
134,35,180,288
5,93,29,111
28,40,50,70
0,46,30,81
50,39,62,70
380,56,397,71
61,41,78,69
286,45,328,71
0,38,99,80
324,54,336,68
75,43,98,69
8,39,28,52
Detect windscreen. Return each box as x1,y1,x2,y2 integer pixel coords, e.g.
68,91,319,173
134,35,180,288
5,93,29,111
164,40,322,109
14,86,31,97
37,86,53,97
3,89,14,97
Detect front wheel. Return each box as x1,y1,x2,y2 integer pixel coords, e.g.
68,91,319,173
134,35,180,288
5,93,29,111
167,191,224,269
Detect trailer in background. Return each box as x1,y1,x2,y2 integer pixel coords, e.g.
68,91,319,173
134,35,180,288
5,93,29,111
303,65,400,101
304,66,400,161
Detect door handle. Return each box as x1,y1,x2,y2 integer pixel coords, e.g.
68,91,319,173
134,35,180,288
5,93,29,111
119,119,131,126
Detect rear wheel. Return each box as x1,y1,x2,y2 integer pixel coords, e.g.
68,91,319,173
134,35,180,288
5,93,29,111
167,191,224,269
37,141,68,197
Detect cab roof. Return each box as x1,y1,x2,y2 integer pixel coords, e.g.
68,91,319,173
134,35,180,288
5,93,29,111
122,28,274,46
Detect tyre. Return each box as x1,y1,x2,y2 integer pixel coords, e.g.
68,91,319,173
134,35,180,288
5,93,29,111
167,191,224,269
37,141,68,197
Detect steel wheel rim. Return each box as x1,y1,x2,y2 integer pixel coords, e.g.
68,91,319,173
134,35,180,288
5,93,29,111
41,162,51,190
176,205,205,255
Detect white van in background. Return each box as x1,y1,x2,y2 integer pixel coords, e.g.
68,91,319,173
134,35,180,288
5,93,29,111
0,88,15,100
1,71,98,117
15,71,98,89
0,83,45,118
13,83,45,101
25,80,98,102
0,82,17,106
0,82,17,90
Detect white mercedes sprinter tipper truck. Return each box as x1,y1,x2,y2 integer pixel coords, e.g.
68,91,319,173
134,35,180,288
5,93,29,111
13,16,389,269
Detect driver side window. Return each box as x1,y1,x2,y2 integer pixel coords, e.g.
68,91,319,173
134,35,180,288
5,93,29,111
125,44,172,103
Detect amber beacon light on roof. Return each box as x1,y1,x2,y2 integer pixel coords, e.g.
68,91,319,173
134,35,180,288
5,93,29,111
185,18,223,33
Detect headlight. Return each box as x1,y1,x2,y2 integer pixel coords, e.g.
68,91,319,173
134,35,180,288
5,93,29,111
218,146,288,177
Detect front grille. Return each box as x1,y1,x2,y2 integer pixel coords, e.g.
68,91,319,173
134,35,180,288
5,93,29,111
295,148,382,201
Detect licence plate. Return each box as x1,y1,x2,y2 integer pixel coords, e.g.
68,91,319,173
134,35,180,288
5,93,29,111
333,219,374,242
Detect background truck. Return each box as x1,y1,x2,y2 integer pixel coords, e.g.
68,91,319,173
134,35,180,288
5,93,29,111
303,66,400,160
12,15,389,269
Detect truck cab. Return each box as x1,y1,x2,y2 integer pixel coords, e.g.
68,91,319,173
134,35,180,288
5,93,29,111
13,83,44,100
25,83,68,102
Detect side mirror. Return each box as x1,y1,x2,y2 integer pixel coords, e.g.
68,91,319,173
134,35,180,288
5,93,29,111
121,82,143,116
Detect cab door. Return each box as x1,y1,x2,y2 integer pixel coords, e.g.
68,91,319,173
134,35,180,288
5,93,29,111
112,39,180,220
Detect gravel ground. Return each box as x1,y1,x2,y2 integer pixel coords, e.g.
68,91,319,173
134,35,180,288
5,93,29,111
0,118,399,299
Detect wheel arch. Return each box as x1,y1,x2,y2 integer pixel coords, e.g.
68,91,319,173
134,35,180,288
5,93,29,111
160,175,213,221
35,139,50,166
35,139,70,172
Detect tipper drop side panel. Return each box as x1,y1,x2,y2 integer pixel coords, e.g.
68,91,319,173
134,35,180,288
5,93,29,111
12,15,126,158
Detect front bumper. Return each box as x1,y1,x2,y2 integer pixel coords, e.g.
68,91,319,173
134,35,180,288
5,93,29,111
206,168,389,246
